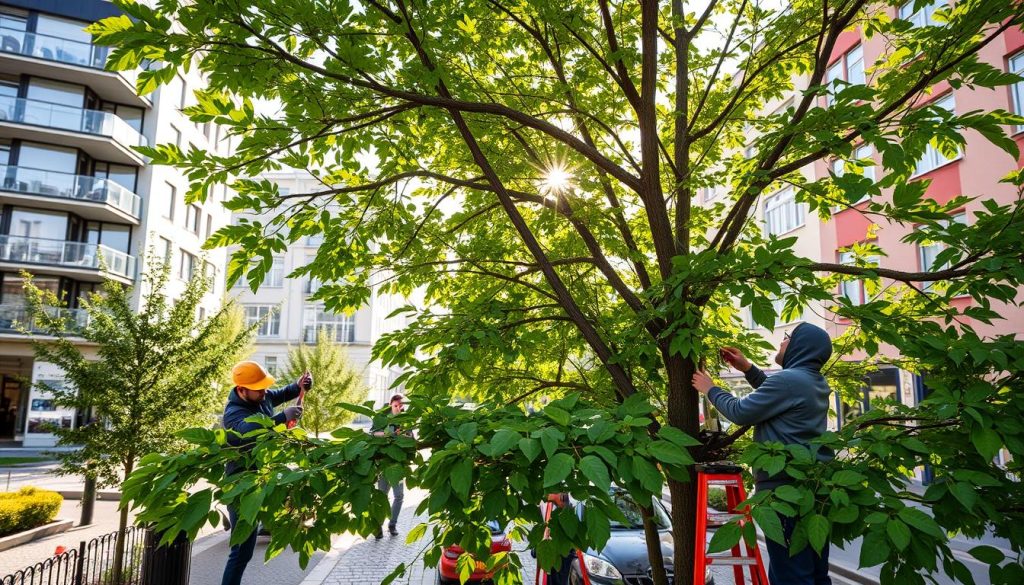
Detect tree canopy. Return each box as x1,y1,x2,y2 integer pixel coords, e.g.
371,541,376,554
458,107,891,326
96,1,1024,584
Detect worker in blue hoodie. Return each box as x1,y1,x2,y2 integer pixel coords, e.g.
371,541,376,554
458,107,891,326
692,322,834,585
221,361,311,585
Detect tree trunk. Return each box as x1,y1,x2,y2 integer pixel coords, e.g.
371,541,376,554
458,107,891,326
111,456,135,584
80,473,96,526
666,352,701,584
641,505,670,585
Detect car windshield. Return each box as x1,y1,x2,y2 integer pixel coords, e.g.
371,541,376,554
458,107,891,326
607,492,671,530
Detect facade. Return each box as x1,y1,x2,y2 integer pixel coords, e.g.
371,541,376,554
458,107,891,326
716,1,1024,466
0,0,232,446
230,169,415,409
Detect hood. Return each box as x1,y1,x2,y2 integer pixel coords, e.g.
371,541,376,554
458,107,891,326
782,322,832,371
588,529,673,577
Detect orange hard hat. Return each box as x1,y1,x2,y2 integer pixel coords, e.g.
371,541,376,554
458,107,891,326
231,361,275,390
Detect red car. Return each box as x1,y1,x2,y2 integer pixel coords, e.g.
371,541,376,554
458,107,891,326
437,521,511,584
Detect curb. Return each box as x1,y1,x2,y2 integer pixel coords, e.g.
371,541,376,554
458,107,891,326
298,532,360,585
0,519,74,552
55,490,121,501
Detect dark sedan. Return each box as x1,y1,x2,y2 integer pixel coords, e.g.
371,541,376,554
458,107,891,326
566,489,713,585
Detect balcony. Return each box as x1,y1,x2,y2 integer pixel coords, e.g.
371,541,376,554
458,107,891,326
0,165,141,223
0,235,135,283
0,96,148,165
302,324,355,344
0,27,150,108
0,303,89,336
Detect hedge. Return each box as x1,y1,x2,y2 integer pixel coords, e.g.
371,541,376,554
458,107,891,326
0,487,63,536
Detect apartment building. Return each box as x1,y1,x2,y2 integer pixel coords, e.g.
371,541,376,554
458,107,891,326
720,1,1024,445
0,0,232,447
230,169,416,408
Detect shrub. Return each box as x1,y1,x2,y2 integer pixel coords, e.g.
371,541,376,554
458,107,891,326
0,487,63,536
706,487,730,512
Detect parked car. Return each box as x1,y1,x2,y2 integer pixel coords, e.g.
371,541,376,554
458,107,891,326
437,520,512,584
562,489,714,585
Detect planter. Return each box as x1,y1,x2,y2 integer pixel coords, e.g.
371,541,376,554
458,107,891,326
0,518,73,552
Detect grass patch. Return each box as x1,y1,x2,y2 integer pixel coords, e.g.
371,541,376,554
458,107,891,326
0,457,52,466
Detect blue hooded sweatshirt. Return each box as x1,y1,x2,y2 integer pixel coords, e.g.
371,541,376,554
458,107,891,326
707,322,834,489
222,383,300,476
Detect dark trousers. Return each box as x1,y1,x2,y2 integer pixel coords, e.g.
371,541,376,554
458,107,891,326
220,506,259,585
765,515,832,585
376,476,405,529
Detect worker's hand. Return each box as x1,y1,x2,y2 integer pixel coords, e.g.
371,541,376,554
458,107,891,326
283,405,304,422
692,371,716,395
719,347,752,373
298,372,313,391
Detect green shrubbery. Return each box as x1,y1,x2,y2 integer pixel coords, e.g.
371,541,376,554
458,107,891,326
706,487,730,512
0,487,62,536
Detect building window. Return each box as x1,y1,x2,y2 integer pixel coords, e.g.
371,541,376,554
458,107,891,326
265,355,278,374
899,0,944,28
306,233,325,246
914,94,958,176
164,182,176,220
158,237,172,265
838,251,880,306
831,144,875,205
177,74,187,110
170,124,182,149
1010,51,1024,134
826,44,865,107
917,212,967,291
763,187,805,236
179,249,196,280
263,256,284,288
303,306,355,343
202,122,212,140
245,305,280,337
186,204,201,234
205,214,213,239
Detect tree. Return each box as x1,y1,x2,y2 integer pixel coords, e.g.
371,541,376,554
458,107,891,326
279,331,369,436
96,1,1024,583
22,256,254,584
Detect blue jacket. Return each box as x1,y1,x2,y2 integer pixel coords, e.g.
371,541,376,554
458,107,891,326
222,383,300,476
708,322,834,488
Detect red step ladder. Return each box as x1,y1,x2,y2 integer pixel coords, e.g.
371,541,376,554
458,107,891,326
694,464,769,585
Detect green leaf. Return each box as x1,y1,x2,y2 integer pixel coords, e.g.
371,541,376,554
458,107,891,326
750,296,776,329
182,489,213,532
631,457,663,493
585,507,611,549
774,485,802,503
544,406,571,426
488,429,520,456
658,426,702,448
543,453,574,488
859,530,891,567
806,514,830,554
518,438,541,463
970,427,1002,460
578,455,611,492
406,523,428,544
950,481,978,511
751,505,785,545
831,470,867,487
707,522,743,554
239,488,265,521
968,545,1005,565
896,507,945,539
450,459,473,500
647,440,695,467
587,420,615,443
886,518,911,551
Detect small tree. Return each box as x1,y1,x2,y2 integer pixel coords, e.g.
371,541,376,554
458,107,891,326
22,257,253,584
279,331,369,436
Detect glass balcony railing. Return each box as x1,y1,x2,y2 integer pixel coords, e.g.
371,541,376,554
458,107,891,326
0,26,132,80
0,235,136,279
0,95,147,149
0,165,141,217
303,324,355,344
0,303,89,334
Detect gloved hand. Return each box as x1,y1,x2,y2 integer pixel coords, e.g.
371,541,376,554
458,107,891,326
298,371,313,391
283,405,303,422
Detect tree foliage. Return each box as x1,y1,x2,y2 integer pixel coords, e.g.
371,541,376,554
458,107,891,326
95,0,1024,583
279,331,369,436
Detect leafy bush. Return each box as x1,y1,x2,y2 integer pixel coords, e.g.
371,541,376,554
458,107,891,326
706,487,729,512
0,487,63,536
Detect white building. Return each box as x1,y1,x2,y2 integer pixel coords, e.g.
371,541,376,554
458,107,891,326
0,0,232,446
230,169,415,407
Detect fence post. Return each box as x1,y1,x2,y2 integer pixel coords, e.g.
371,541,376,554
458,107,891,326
74,541,86,585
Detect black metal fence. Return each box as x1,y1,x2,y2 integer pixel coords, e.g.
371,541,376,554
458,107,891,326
1,526,189,585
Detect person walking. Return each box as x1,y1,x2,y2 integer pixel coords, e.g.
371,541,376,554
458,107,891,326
220,361,311,585
371,394,407,538
692,322,834,585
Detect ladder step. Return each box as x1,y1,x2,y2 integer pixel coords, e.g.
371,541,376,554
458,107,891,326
707,513,746,525
707,479,742,486
706,557,760,566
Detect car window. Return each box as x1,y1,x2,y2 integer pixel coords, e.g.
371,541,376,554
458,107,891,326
607,492,671,530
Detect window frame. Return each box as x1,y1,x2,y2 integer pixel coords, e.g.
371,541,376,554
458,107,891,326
763,187,806,236
1010,51,1024,135
826,44,866,107
245,305,280,338
912,93,960,177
